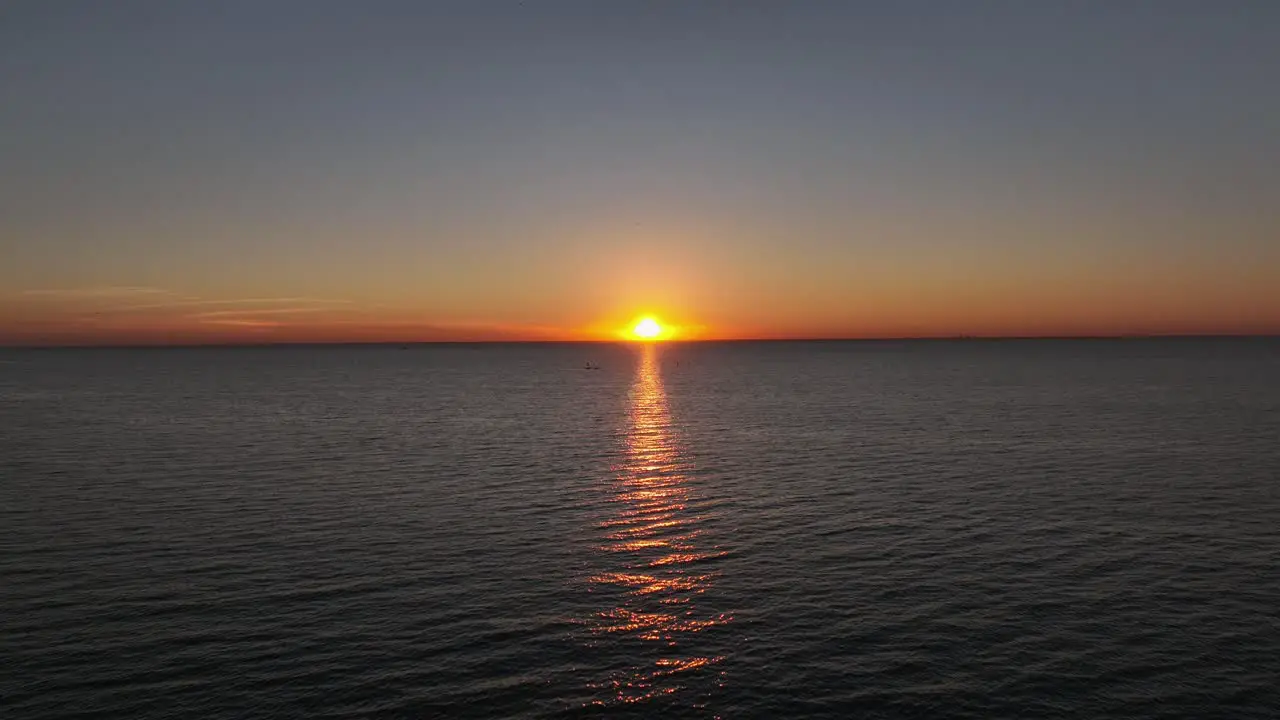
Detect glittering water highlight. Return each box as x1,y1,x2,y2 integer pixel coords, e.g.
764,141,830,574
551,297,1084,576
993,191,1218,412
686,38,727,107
579,345,731,708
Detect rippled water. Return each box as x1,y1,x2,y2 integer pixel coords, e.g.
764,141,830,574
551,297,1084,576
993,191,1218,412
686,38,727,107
2,339,1278,718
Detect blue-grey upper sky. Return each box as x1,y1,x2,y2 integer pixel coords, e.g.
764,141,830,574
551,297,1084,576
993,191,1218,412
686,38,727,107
2,1,1278,342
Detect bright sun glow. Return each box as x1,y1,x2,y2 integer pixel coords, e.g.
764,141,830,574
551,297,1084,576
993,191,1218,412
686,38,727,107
631,317,663,340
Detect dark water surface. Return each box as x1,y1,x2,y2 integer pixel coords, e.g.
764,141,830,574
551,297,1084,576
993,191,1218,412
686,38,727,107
3,340,1278,718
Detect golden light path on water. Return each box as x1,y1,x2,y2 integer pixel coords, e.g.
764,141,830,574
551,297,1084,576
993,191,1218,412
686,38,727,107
582,344,732,707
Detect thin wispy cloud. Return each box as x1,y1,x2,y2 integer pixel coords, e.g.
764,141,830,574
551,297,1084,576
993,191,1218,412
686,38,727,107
200,319,284,328
23,287,169,298
112,297,353,312
313,318,567,338
192,307,337,319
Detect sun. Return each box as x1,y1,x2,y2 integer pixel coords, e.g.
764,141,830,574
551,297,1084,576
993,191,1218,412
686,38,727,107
631,317,663,340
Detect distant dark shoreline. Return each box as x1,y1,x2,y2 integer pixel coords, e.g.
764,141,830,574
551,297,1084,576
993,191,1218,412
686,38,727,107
3,334,1278,351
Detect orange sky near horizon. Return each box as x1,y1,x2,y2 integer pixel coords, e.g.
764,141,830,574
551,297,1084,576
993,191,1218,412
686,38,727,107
3,257,1278,346
3,210,1279,345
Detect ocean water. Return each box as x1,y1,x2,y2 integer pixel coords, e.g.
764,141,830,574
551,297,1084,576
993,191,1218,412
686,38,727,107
2,339,1278,719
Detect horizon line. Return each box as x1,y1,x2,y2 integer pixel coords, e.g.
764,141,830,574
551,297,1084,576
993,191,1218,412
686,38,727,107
3,332,1278,350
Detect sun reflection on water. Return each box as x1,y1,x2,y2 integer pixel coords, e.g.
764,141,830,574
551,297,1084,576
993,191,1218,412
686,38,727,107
579,344,731,708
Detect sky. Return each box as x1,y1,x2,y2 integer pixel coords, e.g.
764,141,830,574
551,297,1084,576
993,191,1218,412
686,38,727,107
2,1,1278,344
